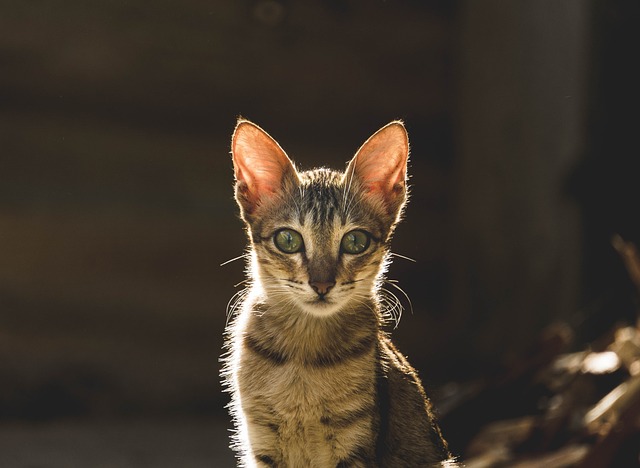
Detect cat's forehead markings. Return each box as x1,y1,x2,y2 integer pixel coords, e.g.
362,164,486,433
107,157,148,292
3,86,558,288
296,212,313,229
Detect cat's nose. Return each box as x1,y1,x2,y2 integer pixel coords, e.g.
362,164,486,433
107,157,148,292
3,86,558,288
309,280,336,297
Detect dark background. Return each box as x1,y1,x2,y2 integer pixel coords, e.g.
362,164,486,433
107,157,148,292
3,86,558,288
1,0,638,465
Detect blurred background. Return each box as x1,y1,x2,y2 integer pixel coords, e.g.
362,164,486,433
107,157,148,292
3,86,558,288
1,0,639,466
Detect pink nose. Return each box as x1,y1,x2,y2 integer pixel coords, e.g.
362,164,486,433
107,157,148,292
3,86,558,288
309,281,335,296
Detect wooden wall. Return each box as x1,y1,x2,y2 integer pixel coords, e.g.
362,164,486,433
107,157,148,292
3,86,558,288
0,1,457,417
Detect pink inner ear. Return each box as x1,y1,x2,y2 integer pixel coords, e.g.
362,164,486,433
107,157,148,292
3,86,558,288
231,121,296,211
358,147,406,194
233,143,283,195
350,122,408,208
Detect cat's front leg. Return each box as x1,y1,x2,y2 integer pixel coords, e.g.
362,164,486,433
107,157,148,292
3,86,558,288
242,417,282,468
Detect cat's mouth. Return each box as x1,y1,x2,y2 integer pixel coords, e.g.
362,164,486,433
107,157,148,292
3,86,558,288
299,294,345,316
307,296,332,305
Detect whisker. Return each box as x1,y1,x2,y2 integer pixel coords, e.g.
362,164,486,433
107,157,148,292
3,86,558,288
345,294,377,316
274,277,303,284
234,279,250,288
345,193,363,221
379,287,403,328
389,252,416,263
340,278,365,285
258,294,296,316
341,157,356,213
225,287,250,326
383,280,414,316
220,253,249,267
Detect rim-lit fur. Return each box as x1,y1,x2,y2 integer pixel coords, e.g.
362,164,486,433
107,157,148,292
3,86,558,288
222,121,456,467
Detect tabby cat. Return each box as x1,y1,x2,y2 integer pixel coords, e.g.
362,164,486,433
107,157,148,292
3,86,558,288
222,119,457,467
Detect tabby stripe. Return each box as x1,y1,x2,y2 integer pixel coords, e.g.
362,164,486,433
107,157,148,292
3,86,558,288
336,444,374,467
320,404,374,429
244,335,288,365
308,333,375,368
255,454,276,467
246,414,279,433
375,349,391,463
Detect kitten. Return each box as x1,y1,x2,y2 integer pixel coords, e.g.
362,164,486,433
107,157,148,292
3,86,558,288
222,119,456,467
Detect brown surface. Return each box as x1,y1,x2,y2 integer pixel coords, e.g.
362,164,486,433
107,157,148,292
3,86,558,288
0,418,235,467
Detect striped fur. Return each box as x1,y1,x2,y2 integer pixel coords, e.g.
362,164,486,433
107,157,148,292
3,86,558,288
222,120,456,467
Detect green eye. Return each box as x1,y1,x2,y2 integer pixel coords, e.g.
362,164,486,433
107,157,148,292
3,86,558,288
341,230,370,254
274,229,304,254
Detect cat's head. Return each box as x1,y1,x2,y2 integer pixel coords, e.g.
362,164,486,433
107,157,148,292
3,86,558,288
231,119,409,316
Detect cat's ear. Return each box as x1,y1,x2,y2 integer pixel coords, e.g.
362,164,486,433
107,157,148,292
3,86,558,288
345,121,409,217
231,119,298,218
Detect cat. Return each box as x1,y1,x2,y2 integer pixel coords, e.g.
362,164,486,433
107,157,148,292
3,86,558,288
222,119,457,467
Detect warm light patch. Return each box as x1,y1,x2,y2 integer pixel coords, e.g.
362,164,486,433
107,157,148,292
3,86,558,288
581,351,621,375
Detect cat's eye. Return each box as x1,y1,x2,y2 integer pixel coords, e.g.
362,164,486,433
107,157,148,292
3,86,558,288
341,230,370,255
274,229,304,254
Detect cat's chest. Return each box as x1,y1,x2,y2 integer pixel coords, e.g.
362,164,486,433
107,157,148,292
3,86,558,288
239,353,351,408
238,353,377,466
237,340,377,418
236,314,377,408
